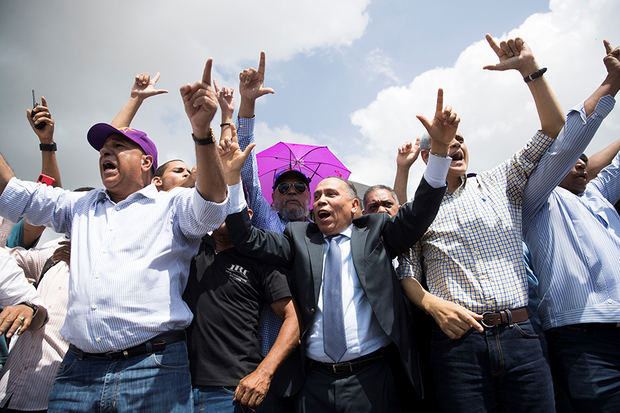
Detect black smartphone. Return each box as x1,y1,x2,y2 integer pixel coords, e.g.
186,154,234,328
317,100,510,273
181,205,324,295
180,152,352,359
31,89,45,130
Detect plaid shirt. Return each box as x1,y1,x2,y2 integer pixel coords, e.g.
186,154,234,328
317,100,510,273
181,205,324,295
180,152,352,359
397,131,555,313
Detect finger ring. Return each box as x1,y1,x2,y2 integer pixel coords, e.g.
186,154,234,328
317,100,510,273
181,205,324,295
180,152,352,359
18,316,25,322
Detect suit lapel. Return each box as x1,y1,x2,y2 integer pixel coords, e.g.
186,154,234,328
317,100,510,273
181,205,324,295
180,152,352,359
351,224,369,291
306,228,326,304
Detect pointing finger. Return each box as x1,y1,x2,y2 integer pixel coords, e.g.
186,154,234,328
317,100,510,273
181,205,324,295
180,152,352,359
258,51,266,75
202,58,213,85
435,88,444,116
213,79,220,93
485,33,501,56
603,40,613,55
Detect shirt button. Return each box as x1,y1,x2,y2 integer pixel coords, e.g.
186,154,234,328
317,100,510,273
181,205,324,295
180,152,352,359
95,274,100,279
95,337,101,343
310,307,315,313
91,304,97,310
608,299,614,304
101,250,107,255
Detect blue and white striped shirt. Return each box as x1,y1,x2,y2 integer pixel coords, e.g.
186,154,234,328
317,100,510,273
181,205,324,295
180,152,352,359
523,95,619,330
238,116,290,356
0,178,228,352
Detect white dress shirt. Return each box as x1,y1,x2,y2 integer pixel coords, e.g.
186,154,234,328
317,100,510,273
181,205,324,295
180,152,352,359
0,240,68,410
0,248,41,308
0,179,228,352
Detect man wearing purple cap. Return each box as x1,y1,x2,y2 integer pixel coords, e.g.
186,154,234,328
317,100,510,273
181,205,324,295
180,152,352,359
0,58,228,412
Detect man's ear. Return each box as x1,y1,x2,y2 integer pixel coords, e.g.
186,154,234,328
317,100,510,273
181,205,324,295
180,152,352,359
141,155,154,173
247,208,254,219
421,150,430,164
351,197,360,215
152,176,163,189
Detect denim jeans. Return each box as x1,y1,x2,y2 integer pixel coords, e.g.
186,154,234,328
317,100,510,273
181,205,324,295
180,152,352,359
193,386,244,413
47,341,193,412
430,320,554,413
545,325,620,413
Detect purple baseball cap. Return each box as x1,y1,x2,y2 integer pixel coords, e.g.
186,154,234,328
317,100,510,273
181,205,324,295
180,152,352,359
87,123,158,172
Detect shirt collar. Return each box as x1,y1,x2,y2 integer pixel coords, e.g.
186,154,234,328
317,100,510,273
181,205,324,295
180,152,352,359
323,224,353,241
98,183,158,204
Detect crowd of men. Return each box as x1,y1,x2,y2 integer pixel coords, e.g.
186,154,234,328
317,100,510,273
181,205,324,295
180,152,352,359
0,33,618,413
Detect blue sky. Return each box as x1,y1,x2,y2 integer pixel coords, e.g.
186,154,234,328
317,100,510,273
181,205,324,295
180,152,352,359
1,0,618,194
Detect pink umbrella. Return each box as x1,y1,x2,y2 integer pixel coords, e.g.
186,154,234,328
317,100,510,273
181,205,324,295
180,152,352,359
256,142,351,206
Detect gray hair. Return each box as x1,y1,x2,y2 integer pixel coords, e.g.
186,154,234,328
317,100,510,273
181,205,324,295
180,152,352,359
362,185,399,209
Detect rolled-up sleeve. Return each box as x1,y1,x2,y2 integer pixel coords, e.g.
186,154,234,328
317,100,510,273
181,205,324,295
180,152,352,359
0,177,74,234
174,187,230,238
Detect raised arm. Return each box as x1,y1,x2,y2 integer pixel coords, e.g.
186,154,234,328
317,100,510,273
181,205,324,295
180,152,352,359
584,41,620,117
110,72,168,128
215,80,235,148
522,41,620,220
393,138,421,203
180,59,226,203
0,153,16,196
484,34,565,138
587,138,620,180
237,52,282,230
22,96,62,248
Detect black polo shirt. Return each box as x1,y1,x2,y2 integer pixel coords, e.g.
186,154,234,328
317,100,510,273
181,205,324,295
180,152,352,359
184,236,291,387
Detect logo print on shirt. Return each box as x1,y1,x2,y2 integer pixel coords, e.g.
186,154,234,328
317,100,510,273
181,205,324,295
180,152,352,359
225,264,250,284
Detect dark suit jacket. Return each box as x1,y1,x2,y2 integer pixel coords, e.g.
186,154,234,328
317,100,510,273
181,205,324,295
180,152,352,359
226,177,445,397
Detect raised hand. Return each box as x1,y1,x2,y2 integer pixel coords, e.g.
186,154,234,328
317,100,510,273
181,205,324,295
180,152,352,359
26,96,54,143
218,124,256,185
214,80,235,122
416,89,460,156
239,51,275,102
53,240,71,266
131,72,168,100
483,34,538,76
603,40,620,76
180,59,219,138
397,137,421,169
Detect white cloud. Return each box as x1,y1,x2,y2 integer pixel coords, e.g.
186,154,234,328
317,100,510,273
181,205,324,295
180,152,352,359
348,0,620,192
365,48,400,83
0,0,370,190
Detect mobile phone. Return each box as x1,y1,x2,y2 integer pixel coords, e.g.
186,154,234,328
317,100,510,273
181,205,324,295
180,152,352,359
31,89,45,130
37,174,56,186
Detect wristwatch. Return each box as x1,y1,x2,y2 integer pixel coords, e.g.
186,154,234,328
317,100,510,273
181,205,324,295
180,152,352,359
18,301,39,316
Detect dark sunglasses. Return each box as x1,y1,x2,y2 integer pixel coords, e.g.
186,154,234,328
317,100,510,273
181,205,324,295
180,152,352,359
277,182,307,194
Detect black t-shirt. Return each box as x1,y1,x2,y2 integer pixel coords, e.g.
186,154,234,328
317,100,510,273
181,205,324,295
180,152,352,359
184,235,291,387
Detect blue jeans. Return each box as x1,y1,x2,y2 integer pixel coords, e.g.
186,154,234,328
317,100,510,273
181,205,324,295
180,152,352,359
193,386,244,413
48,341,192,412
545,325,620,413
430,320,554,413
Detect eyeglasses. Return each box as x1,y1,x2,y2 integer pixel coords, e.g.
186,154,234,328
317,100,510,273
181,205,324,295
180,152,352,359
277,182,307,194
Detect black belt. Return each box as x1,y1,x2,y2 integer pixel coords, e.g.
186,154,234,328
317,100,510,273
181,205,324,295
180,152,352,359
69,330,186,360
309,347,388,375
480,307,529,328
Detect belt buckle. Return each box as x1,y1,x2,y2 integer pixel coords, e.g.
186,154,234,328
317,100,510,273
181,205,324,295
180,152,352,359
331,361,353,374
480,312,495,328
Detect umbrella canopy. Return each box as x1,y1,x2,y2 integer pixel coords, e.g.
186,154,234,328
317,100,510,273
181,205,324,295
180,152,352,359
256,142,351,207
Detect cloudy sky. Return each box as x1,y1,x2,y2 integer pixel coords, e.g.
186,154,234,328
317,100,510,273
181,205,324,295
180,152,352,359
1,0,619,197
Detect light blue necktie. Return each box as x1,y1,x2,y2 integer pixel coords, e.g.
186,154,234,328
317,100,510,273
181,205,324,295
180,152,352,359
323,235,347,362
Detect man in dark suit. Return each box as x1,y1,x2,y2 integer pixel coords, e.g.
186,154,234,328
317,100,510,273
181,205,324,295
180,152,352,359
220,89,458,412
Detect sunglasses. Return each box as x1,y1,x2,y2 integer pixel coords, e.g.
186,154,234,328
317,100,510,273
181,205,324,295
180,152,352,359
277,181,308,194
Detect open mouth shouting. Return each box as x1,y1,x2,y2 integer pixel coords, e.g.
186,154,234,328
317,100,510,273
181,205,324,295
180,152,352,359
101,159,118,176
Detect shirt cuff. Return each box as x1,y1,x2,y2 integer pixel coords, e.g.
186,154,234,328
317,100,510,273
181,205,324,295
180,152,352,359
228,182,247,213
423,153,452,188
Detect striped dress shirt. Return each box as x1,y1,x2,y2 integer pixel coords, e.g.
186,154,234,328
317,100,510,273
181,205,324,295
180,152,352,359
522,96,618,330
397,131,555,313
0,179,228,352
0,240,68,411
238,116,294,356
